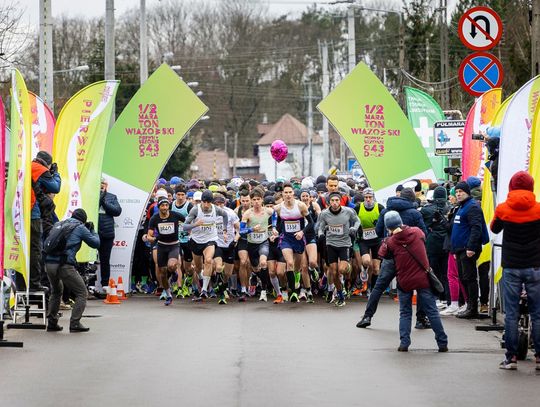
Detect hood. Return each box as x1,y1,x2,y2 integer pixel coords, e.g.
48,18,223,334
390,225,418,245
506,190,537,211
387,196,415,212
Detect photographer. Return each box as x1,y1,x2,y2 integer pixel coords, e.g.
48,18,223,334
97,177,122,292
30,151,61,291
45,209,100,333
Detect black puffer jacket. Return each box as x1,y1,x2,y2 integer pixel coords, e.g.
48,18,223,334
420,199,450,255
98,192,122,239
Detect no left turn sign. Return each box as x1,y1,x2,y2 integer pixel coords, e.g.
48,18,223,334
458,6,503,51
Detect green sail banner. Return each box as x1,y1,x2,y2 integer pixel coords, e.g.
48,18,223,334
317,63,435,199
404,86,447,179
101,64,208,290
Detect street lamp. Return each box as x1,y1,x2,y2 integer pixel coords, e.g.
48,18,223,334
53,65,90,74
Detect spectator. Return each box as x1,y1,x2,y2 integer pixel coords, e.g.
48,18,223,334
491,171,540,370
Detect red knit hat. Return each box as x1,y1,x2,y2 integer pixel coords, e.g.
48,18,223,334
509,171,534,192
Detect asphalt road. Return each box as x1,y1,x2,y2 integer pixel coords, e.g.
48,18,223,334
1,295,538,407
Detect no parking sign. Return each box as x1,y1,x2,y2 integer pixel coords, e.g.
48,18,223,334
458,52,503,97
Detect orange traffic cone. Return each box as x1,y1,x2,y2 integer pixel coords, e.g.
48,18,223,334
104,278,121,304
116,276,127,301
412,292,417,305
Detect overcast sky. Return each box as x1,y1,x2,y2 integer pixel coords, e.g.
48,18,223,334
17,0,457,31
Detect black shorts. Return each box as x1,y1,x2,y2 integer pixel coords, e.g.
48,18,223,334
359,241,382,259
156,244,180,268
189,239,216,257
215,244,235,264
235,238,248,260
268,242,285,262
326,245,350,265
180,242,193,263
247,241,270,267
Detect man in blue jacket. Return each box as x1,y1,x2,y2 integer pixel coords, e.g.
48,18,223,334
46,209,100,333
357,188,428,328
451,181,488,319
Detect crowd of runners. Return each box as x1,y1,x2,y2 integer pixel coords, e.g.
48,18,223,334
131,174,456,313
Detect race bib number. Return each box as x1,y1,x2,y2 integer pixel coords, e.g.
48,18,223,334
199,223,215,233
158,222,175,235
248,232,267,242
363,228,377,240
216,221,224,235
284,220,301,233
328,224,344,235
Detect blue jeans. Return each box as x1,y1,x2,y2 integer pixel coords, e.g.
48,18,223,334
398,288,448,349
364,259,396,318
502,268,540,359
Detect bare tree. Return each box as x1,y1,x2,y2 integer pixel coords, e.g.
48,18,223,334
0,2,30,84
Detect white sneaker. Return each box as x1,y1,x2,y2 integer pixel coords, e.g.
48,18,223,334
436,300,447,310
299,288,307,301
282,291,289,301
440,304,459,316
458,304,468,313
259,290,267,302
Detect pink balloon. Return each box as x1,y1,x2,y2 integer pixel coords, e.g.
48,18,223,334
271,139,288,163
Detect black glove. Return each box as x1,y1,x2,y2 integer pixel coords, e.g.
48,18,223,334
50,162,58,174
85,221,95,232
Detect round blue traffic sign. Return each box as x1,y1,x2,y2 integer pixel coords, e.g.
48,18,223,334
458,52,503,97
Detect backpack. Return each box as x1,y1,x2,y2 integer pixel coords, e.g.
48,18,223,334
43,220,80,256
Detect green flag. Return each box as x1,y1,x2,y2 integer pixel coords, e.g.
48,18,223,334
404,86,447,179
317,63,435,199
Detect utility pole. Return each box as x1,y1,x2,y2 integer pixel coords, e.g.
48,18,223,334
105,0,115,121
321,41,330,174
439,0,449,109
532,0,540,76
39,0,54,111
233,132,238,176
344,5,356,172
140,0,148,85
307,83,314,176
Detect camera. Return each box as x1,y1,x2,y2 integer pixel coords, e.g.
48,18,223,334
444,167,462,177
471,133,485,141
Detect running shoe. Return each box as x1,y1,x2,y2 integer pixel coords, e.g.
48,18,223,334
159,290,168,301
289,292,299,303
309,268,319,282
135,282,144,293
259,290,268,302
230,289,239,298
164,297,173,306
248,285,257,297
440,304,459,315
294,272,301,289
306,293,314,303
360,268,368,283
499,357,517,370
273,295,284,304
299,288,307,301
282,291,289,301
361,281,368,293
458,304,468,313
325,291,334,304
351,288,362,296
209,290,217,299
335,297,346,307
155,287,164,297
238,293,247,302
171,283,179,295
218,295,227,305
224,290,230,300
193,290,208,302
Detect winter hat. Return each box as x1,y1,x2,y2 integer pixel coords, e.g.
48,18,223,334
157,197,169,207
264,196,275,205
395,184,404,193
213,194,226,204
170,176,182,185
363,187,375,197
316,175,327,185
316,183,327,192
449,187,456,197
36,151,53,166
509,171,534,192
301,177,314,190
433,186,447,200
400,188,416,202
155,189,168,199
72,208,88,223
193,191,203,201
201,190,214,203
158,178,167,185
455,181,471,195
466,176,481,189
384,211,403,230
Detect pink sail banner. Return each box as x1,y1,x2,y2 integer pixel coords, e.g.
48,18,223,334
29,91,55,157
461,88,502,180
0,97,5,280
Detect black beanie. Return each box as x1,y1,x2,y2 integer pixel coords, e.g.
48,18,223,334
455,181,471,196
400,188,416,202
72,208,87,223
36,151,53,166
433,186,447,200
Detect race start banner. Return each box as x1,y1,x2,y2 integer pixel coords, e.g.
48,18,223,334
461,88,502,180
29,91,55,157
318,63,435,200
53,81,119,262
102,64,208,289
4,70,33,284
404,86,446,179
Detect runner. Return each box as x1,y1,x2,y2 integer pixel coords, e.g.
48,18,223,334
235,190,252,301
274,183,314,302
317,192,361,307
239,187,275,302
300,189,320,302
264,196,287,304
214,193,240,304
170,184,195,298
183,190,229,301
144,197,185,306
354,188,385,295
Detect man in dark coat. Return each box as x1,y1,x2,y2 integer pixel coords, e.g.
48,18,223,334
97,177,122,291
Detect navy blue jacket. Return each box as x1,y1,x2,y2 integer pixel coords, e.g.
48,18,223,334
98,192,122,239
46,218,100,265
450,197,486,254
376,197,427,238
